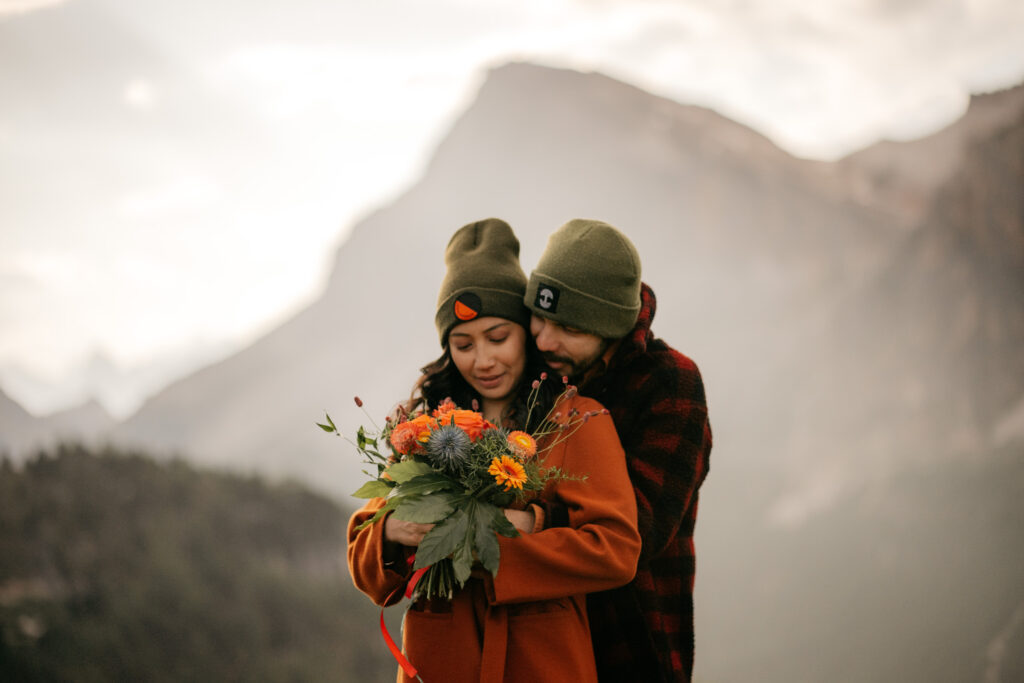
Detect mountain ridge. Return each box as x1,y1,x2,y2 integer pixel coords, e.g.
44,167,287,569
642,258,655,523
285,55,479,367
3,62,1018,501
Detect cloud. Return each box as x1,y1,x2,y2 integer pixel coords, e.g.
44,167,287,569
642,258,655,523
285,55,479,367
516,0,1024,157
4,0,1024,406
767,464,850,529
0,0,67,17
122,78,160,110
116,176,221,219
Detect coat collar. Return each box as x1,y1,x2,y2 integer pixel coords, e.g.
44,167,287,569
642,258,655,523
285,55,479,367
616,282,656,364
584,283,655,388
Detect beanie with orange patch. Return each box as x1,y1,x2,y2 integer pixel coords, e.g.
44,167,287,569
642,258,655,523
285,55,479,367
435,218,530,346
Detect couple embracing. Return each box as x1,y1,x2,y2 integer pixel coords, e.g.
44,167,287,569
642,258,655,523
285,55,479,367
348,218,712,683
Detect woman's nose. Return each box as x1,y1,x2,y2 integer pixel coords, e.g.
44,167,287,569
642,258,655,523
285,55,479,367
475,347,496,368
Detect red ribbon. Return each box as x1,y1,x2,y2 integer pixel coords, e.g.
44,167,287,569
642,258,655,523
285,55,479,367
379,609,419,680
405,565,430,600
379,554,428,682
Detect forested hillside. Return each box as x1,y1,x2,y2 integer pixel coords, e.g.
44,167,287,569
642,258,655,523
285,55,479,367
0,445,395,682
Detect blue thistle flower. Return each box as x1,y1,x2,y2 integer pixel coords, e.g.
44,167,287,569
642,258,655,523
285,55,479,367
426,424,472,475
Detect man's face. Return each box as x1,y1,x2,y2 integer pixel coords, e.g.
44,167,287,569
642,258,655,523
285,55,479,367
530,314,607,380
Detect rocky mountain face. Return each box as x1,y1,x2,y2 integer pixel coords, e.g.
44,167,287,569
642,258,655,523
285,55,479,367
104,63,930,489
1,389,115,459
835,104,1023,455
5,60,1019,494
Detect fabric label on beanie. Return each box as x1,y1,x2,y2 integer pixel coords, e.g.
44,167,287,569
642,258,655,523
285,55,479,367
534,283,560,313
454,292,482,321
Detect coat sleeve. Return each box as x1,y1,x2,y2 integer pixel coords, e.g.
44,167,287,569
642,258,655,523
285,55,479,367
536,356,712,562
347,498,412,606
488,397,641,605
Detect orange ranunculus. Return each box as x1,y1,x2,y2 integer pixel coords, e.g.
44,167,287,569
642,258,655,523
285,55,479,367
488,455,528,491
506,431,537,460
440,409,491,441
389,414,435,454
431,398,457,419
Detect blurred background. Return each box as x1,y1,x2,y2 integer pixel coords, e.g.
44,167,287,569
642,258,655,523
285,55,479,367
2,0,1023,681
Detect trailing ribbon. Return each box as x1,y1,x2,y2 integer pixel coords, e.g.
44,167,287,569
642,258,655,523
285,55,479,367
378,554,427,682
379,610,420,680
405,565,430,600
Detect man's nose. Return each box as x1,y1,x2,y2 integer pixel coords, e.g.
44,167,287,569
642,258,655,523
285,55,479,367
534,323,556,352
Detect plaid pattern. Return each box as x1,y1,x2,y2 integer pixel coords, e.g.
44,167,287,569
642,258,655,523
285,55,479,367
572,283,712,682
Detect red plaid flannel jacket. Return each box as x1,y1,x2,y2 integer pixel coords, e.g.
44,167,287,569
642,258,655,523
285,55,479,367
539,283,712,682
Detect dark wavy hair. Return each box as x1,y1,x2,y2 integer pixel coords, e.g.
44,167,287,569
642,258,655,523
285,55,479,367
404,330,561,432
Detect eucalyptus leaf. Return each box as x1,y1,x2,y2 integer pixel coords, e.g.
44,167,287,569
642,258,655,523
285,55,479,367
415,509,469,569
351,479,394,499
386,460,434,483
392,492,458,523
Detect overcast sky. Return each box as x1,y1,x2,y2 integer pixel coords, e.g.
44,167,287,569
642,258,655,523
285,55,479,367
2,0,1023,416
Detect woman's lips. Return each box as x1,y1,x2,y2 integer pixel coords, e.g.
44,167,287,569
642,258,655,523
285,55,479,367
475,374,504,389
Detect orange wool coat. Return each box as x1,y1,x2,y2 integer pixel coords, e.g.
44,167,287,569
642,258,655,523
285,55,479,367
347,394,641,683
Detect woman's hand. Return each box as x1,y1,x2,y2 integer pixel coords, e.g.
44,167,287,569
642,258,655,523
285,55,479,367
503,508,536,535
384,516,435,546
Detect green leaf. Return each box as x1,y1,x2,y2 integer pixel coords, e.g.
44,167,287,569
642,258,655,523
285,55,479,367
415,509,469,569
451,538,474,586
392,492,458,523
385,460,434,483
482,502,519,538
395,473,456,497
473,503,505,575
317,412,339,433
351,479,394,499
354,497,400,530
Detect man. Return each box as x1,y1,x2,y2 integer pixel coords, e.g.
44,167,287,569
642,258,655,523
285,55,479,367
524,218,712,683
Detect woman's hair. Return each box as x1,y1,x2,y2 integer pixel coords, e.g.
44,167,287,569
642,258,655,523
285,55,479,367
404,329,561,432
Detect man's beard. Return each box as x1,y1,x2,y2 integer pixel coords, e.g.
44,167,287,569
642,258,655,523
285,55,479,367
542,341,609,382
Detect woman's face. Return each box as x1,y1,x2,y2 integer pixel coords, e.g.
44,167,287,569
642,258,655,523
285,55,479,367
448,317,527,405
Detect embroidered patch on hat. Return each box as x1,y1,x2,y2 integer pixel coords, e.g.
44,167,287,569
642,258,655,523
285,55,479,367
534,284,560,313
454,292,482,321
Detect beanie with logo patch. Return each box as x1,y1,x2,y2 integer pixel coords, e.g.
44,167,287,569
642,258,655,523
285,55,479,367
525,218,642,339
435,218,530,346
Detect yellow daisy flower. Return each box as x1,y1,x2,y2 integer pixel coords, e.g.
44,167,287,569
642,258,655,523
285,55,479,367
488,455,528,491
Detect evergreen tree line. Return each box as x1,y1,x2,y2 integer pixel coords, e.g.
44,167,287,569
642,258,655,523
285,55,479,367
0,444,395,682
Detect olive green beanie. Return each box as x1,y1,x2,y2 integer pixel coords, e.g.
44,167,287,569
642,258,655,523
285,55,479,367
435,218,530,345
525,218,642,338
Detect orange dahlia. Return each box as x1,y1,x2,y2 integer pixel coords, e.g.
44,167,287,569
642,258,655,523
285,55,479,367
488,455,528,491
389,414,435,454
506,431,537,460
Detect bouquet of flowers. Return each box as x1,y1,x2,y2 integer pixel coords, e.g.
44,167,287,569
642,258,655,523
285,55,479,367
319,375,601,600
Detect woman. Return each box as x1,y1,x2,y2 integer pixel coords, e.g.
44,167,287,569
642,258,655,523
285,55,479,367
347,218,640,682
